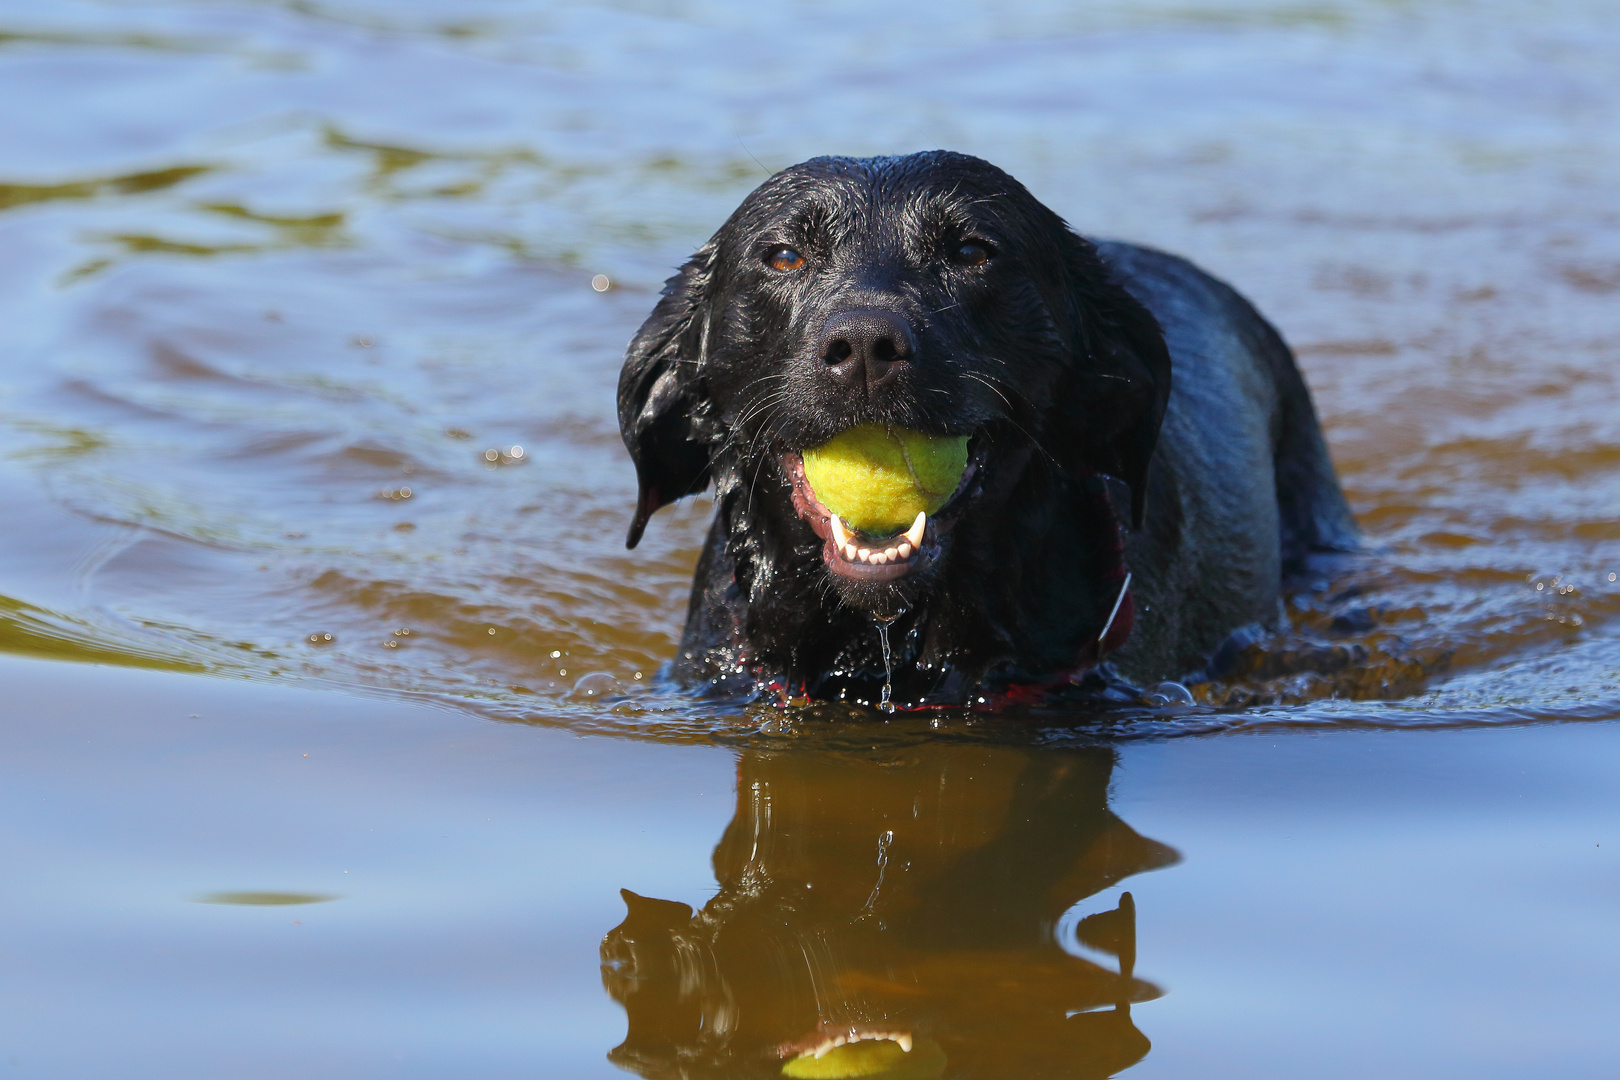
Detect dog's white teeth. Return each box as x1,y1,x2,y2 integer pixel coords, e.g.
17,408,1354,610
904,511,927,548
813,1035,848,1059
829,515,851,549
831,514,920,565
797,1030,913,1059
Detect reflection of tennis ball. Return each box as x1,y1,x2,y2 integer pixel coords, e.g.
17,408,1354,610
802,425,969,536
781,1038,947,1079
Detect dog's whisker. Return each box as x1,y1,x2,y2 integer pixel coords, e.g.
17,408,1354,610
734,406,794,519
735,391,793,433
960,371,1071,475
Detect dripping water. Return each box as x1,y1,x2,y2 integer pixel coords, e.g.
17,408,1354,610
875,617,896,714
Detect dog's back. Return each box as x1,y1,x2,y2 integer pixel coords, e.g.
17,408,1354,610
1098,242,1357,680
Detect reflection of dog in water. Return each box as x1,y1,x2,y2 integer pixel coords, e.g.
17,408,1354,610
601,744,1179,1078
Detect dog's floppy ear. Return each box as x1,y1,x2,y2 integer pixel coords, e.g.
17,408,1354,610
1052,233,1172,529
618,246,716,549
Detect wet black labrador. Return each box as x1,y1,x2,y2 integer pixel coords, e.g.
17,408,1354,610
619,151,1356,707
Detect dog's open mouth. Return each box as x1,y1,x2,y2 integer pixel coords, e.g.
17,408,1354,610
777,1026,946,1079
785,429,982,584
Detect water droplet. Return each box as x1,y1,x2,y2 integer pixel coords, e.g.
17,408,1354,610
571,671,620,699
1148,680,1196,706
591,274,611,292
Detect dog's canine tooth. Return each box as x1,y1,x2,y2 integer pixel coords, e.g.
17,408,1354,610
904,511,926,548
829,514,851,550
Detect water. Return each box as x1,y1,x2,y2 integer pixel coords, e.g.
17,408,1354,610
1,1,1618,1076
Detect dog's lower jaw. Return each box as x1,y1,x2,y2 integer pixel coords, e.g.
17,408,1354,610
817,518,951,622
826,570,927,624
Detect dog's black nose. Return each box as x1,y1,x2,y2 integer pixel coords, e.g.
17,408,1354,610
817,309,916,391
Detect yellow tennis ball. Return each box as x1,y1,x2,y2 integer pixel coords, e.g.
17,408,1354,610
802,425,969,536
781,1038,947,1079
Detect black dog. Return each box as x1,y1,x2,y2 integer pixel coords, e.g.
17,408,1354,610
619,151,1355,707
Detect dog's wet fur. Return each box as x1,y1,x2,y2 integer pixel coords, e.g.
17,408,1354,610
619,151,1357,706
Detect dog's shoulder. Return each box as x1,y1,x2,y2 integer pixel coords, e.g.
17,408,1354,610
1092,241,1357,678
1097,241,1356,562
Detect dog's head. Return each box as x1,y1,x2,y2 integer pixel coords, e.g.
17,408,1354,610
620,151,1169,619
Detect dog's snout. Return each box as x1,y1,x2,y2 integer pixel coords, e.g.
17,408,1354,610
817,309,916,391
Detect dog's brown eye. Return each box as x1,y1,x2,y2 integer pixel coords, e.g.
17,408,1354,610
766,247,806,272
953,241,991,267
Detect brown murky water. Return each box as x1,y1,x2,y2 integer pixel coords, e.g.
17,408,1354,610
1,1,1617,1077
